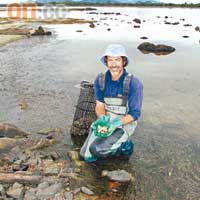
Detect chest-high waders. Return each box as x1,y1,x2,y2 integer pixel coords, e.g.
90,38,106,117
80,73,137,162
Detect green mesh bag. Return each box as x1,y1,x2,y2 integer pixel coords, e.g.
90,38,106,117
91,115,112,138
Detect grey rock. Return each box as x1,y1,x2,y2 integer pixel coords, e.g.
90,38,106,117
36,183,63,198
52,193,64,200
102,169,134,183
12,160,29,172
24,188,37,200
7,182,24,199
43,166,60,175
137,42,175,54
81,186,94,195
50,151,60,161
37,181,49,190
0,138,19,151
10,146,27,161
64,191,73,200
0,123,27,138
2,152,16,163
0,184,6,198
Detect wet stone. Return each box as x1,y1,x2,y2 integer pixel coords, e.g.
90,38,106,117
89,22,95,28
195,26,200,32
64,191,74,200
133,18,141,24
0,123,27,138
0,138,19,151
36,182,63,199
6,182,24,199
137,42,175,55
0,184,6,197
68,151,79,161
140,36,148,40
41,160,61,175
10,146,27,161
102,169,134,183
24,188,37,200
81,186,94,195
37,181,49,190
12,160,29,172
50,151,60,161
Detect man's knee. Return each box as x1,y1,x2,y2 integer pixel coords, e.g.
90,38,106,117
89,128,125,158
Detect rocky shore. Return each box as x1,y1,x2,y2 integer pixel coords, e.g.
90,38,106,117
0,123,134,200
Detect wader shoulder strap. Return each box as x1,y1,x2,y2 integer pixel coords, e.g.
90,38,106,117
99,72,132,98
123,73,132,99
99,72,105,92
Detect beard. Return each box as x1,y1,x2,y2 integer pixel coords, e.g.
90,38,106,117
110,67,122,77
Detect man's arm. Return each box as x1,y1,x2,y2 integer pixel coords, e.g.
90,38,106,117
96,100,134,125
95,100,106,118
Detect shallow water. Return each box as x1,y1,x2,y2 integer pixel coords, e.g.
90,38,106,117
0,6,200,200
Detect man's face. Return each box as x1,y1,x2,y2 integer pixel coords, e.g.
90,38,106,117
106,56,124,77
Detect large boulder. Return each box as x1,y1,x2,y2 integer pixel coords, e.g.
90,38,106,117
137,42,175,55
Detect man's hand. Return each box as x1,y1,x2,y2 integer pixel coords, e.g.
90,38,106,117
107,117,123,134
91,115,110,131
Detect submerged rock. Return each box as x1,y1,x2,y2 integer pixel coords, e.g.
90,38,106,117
102,169,134,183
137,42,175,55
0,123,27,138
0,138,20,151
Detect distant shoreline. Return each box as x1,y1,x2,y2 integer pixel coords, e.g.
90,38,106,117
0,3,200,9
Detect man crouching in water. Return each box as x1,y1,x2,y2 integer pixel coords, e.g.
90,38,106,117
80,44,143,162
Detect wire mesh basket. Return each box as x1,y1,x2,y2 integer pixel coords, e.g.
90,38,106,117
70,81,96,137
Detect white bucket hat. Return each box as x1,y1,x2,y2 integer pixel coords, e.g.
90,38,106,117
100,44,129,67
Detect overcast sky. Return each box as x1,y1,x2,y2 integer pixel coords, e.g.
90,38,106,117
1,0,200,4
